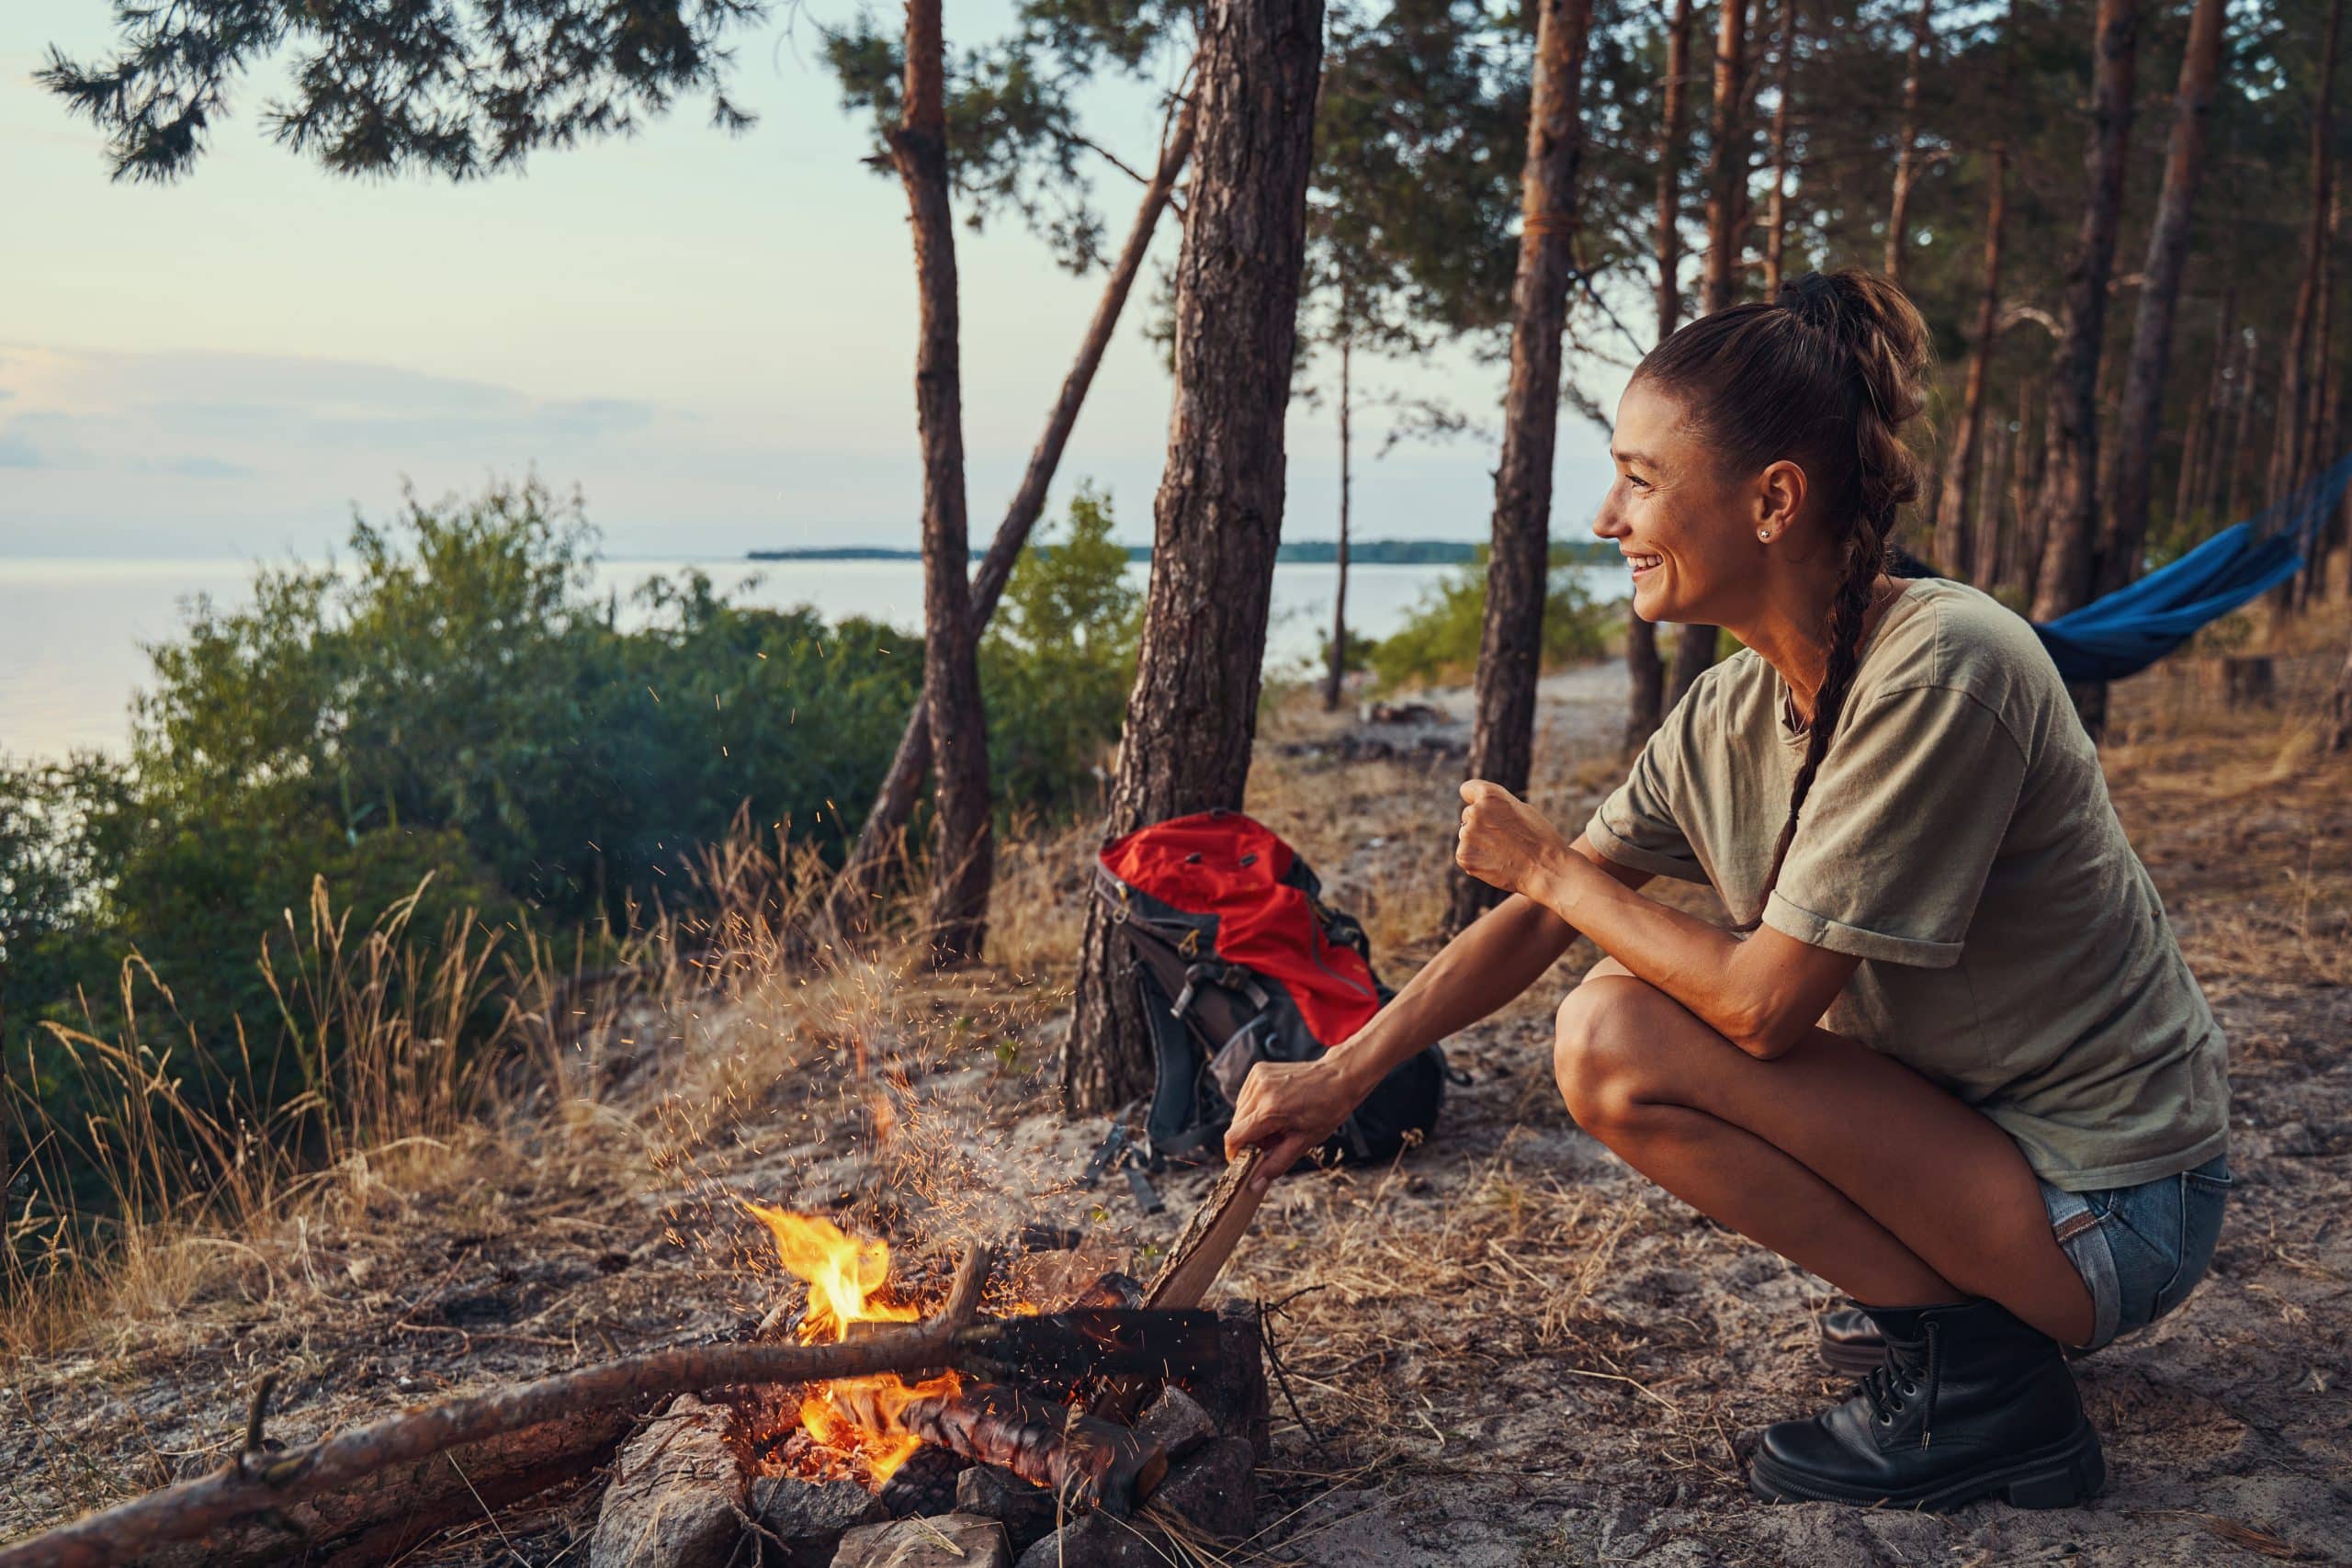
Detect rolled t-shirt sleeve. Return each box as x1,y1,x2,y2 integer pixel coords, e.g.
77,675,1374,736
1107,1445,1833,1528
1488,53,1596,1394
1585,696,1710,884
1762,683,2027,967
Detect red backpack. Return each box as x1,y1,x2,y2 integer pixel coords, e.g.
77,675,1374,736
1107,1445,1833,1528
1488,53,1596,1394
1094,809,1451,1169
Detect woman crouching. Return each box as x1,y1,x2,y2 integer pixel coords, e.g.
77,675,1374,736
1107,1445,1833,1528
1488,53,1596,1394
1225,268,2230,1511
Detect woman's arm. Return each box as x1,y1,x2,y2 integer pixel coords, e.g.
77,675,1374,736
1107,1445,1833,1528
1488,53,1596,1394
1457,780,1858,1059
1223,836,1651,1185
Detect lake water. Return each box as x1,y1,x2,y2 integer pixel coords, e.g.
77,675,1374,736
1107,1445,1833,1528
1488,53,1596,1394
0,556,1624,760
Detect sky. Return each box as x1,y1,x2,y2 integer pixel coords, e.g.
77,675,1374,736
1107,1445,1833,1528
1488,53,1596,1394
3,0,1628,562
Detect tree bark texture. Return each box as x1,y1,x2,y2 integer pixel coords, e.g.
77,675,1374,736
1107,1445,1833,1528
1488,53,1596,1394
1063,0,1324,1111
1884,0,1936,285
2030,0,2140,626
1627,0,1696,754
1444,0,1598,935
1760,0,1801,298
1325,328,1352,710
2099,0,2227,599
1933,0,2012,578
1668,0,1754,708
2296,186,2346,611
824,102,1197,946
890,0,994,965
2267,0,2345,532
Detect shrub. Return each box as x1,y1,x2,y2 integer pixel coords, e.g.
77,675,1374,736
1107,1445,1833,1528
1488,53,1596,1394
1368,549,1613,690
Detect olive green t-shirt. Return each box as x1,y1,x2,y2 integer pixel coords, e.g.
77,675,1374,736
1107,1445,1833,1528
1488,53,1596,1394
1583,578,2229,1191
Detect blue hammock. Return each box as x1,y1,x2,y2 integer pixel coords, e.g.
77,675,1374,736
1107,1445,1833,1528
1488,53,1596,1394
2030,453,2352,683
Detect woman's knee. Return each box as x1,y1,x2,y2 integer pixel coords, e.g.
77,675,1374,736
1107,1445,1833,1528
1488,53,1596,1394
1553,978,1668,1134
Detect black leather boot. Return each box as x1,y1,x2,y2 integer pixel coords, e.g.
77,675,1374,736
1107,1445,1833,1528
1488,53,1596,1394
1816,1298,1885,1377
1752,1298,2106,1511
1818,1295,2091,1374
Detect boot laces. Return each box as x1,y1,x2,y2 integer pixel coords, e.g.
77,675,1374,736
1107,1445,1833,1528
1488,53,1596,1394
1860,1319,1940,1448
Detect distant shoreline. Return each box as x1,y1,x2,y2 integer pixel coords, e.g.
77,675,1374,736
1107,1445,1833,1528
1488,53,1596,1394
749,539,1621,566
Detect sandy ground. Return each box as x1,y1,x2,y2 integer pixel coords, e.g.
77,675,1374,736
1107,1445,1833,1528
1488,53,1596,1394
4,647,2347,1566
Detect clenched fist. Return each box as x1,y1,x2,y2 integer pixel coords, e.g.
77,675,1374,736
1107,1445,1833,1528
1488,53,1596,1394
1454,779,1569,898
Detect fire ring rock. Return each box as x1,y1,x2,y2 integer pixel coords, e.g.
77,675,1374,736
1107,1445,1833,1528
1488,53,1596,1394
831,1513,1012,1568
588,1393,751,1568
753,1473,889,1567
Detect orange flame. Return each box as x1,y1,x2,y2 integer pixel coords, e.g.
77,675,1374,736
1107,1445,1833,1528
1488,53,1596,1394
741,1200,956,1482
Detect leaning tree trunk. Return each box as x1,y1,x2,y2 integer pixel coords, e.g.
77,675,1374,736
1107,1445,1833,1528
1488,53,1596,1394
1668,0,1753,709
2100,0,2228,601
1883,0,1936,286
1933,0,2013,578
1063,0,1324,1111
2030,0,2140,664
1759,0,1801,297
824,102,1196,943
892,0,994,965
1444,0,1598,936
1626,0,1696,754
1325,327,1353,710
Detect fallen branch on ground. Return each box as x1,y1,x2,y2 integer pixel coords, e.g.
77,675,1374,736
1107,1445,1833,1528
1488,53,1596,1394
0,1246,991,1568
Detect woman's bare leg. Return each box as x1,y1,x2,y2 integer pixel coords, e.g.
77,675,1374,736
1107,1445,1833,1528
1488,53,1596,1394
1555,962,2095,1347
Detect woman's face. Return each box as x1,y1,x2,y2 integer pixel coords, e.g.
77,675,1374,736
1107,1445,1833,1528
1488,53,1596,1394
1592,378,1778,627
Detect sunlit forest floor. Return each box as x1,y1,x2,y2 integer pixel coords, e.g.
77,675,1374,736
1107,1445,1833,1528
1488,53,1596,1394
5,608,2348,1565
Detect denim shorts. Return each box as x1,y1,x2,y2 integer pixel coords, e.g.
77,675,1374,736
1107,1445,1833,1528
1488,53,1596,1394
2041,1154,2231,1350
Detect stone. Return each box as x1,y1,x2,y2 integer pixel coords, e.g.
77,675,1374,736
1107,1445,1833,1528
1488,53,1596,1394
1012,1436,1257,1568
589,1393,749,1568
954,1463,1061,1553
1132,1389,1216,1463
831,1514,1012,1568
1143,1436,1255,1541
752,1473,888,1567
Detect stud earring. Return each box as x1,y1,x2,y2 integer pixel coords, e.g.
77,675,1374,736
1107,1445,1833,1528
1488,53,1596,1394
1758,528,1772,541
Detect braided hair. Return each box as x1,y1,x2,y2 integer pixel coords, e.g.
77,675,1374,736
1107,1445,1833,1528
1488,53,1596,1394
1632,269,1932,928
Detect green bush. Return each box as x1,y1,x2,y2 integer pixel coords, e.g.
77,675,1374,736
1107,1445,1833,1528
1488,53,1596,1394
980,483,1143,814
1368,549,1612,690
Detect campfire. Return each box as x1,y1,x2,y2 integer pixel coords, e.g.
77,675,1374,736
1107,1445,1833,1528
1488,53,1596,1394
741,1201,966,1484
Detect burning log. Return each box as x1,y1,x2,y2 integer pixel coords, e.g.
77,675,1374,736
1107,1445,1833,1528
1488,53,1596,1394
0,1246,991,1568
825,1381,1167,1517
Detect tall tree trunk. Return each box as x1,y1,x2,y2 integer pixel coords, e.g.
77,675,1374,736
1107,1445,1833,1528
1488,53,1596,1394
1653,0,1695,348
2266,0,2344,538
1668,0,1753,708
1324,327,1353,710
2222,327,2264,518
2030,0,2140,637
1884,0,1936,285
890,0,993,965
2005,378,2052,602
1935,6,2014,579
1973,392,2011,587
1063,0,1324,1111
2176,289,2236,528
2299,188,2347,610
2098,0,2227,601
1627,0,1697,754
1444,0,1598,935
824,103,1197,942
1760,0,1802,297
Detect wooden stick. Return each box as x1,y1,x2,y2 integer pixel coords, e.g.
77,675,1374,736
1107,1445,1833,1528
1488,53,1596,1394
1083,1147,1269,1425
829,1381,1166,1516
1144,1146,1266,1309
0,1246,991,1568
